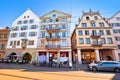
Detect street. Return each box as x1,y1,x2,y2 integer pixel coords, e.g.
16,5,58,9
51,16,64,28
0,63,120,80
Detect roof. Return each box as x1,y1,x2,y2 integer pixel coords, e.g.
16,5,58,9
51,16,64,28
40,10,71,18
108,11,120,21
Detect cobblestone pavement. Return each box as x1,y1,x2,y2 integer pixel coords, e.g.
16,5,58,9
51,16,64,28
0,63,120,80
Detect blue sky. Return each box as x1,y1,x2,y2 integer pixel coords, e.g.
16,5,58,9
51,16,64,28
0,0,120,29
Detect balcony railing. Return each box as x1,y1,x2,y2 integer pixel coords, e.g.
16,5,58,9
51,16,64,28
46,27,60,33
46,36,60,41
90,33,101,39
92,41,103,47
45,45,60,50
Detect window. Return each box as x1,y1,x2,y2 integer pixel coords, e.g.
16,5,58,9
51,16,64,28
91,23,96,27
14,41,16,45
29,32,37,36
86,16,90,20
106,30,111,35
94,16,98,20
61,40,68,46
13,26,19,31
28,40,34,45
0,34,3,38
41,26,46,30
27,16,29,18
99,30,104,35
1,44,5,49
78,30,83,35
62,24,66,29
79,38,84,44
82,23,87,27
11,33,17,38
99,22,104,27
21,26,28,30
85,30,89,35
62,32,66,37
116,17,120,21
42,19,46,23
92,30,97,35
10,41,13,46
86,38,90,44
53,14,56,17
20,32,27,37
4,34,7,38
23,20,28,24
101,38,106,44
41,32,45,38
49,19,52,22
93,39,97,44
113,29,120,33
115,37,120,41
17,21,22,24
118,45,120,49
30,25,38,29
107,38,113,44
29,19,34,23
17,41,20,45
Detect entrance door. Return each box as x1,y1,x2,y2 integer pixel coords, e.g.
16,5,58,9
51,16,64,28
81,50,95,64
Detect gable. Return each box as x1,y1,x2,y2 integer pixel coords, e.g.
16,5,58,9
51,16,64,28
40,10,71,18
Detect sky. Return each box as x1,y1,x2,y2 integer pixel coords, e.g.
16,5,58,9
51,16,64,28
0,0,120,32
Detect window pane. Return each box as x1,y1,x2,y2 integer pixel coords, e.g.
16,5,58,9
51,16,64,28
108,38,113,44
86,38,90,44
79,38,84,44
78,30,83,35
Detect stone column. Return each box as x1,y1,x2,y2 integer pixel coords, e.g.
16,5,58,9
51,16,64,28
69,51,72,67
57,51,60,64
95,49,100,62
113,50,119,61
46,51,49,63
35,52,39,63
77,49,82,64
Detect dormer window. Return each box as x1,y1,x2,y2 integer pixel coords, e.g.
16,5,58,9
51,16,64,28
86,16,90,20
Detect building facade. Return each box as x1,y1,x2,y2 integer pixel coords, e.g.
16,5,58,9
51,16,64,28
5,9,40,63
0,27,10,59
71,10,117,64
37,10,72,67
108,11,120,61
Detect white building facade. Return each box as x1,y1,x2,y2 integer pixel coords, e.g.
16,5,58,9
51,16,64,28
5,9,40,63
108,11,120,61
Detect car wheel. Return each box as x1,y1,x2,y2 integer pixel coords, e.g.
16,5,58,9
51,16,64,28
114,68,119,73
92,67,97,72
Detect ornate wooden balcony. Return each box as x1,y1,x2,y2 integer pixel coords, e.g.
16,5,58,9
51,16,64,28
45,45,60,50
46,27,60,33
90,33,101,39
92,42,103,47
46,36,60,41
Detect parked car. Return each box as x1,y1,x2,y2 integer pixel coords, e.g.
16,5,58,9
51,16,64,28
87,61,120,73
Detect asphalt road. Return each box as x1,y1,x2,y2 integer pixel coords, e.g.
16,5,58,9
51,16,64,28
0,63,120,80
